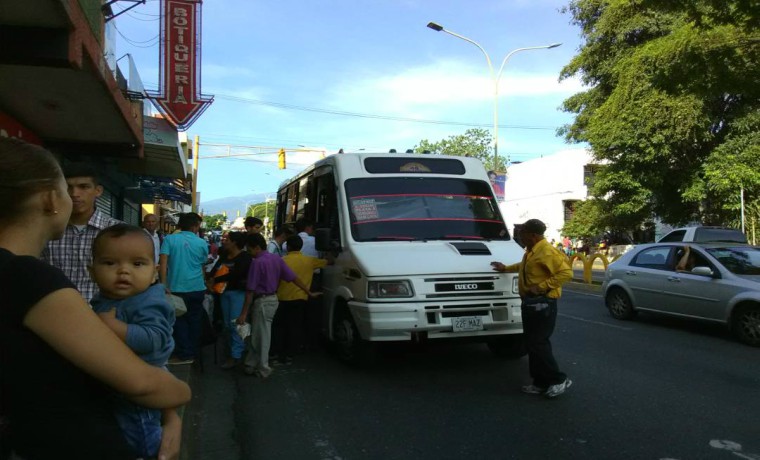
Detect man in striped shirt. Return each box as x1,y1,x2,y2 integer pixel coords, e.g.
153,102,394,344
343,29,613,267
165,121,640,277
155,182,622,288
41,164,120,303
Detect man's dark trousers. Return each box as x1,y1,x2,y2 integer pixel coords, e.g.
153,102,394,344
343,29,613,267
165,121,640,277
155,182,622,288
173,290,206,359
521,297,566,388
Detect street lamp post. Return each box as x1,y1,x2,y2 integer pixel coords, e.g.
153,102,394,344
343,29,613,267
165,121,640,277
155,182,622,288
426,22,560,168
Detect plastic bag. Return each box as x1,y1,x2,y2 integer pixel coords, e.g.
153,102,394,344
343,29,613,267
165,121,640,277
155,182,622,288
167,294,187,317
236,322,251,340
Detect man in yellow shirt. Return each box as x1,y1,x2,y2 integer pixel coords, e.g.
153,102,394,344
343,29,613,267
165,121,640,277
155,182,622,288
491,219,573,398
272,235,329,364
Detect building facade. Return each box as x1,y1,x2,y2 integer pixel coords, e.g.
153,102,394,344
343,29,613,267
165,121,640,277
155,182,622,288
500,149,597,242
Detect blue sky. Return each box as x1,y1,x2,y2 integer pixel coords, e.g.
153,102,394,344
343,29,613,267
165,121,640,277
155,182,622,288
114,0,586,205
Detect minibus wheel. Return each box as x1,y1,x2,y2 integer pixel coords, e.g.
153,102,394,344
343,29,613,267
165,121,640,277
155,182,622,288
486,334,526,359
333,303,373,365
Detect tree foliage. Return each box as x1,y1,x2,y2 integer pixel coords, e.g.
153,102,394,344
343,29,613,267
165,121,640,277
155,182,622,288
202,213,226,230
247,201,275,224
560,0,760,228
415,128,507,171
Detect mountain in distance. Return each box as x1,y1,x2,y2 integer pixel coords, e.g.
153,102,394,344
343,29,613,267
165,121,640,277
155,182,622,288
200,193,271,218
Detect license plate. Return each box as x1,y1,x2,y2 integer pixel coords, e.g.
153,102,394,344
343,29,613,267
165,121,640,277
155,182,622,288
452,316,483,332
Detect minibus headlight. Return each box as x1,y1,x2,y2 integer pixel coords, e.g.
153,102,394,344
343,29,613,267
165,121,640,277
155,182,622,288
368,280,414,298
512,277,519,294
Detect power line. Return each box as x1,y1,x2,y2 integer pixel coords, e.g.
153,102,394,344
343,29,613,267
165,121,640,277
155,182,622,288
214,94,558,131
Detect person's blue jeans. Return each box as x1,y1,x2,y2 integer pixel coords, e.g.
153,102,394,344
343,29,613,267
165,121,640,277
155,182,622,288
221,289,246,359
113,397,162,458
172,290,205,359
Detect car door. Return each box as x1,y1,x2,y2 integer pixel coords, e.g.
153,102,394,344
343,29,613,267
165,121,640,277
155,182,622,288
659,248,734,320
624,246,675,309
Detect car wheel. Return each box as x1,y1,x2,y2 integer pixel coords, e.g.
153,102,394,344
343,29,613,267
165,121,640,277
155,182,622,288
332,304,374,365
732,304,760,347
605,287,636,320
486,334,527,359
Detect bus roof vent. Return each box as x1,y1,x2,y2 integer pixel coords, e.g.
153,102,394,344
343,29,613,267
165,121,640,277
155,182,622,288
449,242,491,256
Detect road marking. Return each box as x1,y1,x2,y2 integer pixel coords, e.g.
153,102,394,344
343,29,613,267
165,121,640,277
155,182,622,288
559,313,633,330
565,288,602,298
710,440,760,460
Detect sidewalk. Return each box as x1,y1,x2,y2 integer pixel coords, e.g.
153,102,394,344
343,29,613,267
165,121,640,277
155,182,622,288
168,362,193,460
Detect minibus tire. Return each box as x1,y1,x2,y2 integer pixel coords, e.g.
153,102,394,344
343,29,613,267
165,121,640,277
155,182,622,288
333,305,374,366
486,334,527,359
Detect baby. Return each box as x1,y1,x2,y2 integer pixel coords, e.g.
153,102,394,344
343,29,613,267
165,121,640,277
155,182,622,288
89,223,175,458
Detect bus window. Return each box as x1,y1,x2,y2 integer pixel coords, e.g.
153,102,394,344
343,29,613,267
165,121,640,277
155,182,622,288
345,177,508,242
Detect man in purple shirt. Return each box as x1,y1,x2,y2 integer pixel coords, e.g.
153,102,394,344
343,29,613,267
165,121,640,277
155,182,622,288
237,233,314,378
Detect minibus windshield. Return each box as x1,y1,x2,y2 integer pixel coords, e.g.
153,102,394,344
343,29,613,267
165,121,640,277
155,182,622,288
345,177,509,241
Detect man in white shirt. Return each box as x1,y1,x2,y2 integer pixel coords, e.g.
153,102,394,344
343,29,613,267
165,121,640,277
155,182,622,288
142,213,162,264
291,218,317,257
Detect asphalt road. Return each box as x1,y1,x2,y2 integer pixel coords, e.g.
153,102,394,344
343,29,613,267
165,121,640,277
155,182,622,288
183,288,760,460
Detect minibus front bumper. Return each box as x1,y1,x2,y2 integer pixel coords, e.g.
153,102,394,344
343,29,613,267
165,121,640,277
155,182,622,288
347,297,524,341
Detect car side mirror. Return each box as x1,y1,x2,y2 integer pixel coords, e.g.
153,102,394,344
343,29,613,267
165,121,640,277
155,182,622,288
315,228,340,253
691,266,714,277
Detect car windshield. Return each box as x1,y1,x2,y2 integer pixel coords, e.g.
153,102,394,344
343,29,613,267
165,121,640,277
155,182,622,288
694,228,747,243
706,246,760,275
344,177,509,242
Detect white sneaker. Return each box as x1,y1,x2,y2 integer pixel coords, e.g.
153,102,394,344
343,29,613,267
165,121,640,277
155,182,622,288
521,384,546,395
545,379,572,398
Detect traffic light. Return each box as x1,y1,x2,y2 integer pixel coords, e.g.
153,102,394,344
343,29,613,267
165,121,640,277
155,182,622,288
278,148,286,169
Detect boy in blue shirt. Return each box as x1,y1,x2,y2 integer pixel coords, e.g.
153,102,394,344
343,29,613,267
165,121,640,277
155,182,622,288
90,224,175,458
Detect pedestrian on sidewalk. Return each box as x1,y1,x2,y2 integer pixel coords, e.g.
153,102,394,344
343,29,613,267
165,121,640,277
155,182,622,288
206,231,252,369
237,233,315,378
90,224,176,458
41,163,121,303
142,213,163,265
160,212,209,364
491,218,573,398
0,138,190,460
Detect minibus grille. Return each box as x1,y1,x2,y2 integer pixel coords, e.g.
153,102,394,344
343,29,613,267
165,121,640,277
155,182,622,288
439,304,489,318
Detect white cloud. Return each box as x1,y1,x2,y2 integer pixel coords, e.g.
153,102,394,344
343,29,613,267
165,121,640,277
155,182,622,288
329,59,583,116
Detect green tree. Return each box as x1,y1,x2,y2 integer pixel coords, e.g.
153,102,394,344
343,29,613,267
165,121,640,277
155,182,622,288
560,0,759,228
202,213,226,230
560,199,605,241
247,201,275,224
415,128,507,171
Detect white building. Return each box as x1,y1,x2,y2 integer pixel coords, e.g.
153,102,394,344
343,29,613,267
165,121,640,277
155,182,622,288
499,149,598,242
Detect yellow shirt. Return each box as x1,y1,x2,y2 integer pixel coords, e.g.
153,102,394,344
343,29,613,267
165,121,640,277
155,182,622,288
277,251,328,301
502,238,572,299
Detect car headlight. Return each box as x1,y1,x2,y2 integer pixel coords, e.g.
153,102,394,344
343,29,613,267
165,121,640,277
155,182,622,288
512,277,519,294
368,280,414,298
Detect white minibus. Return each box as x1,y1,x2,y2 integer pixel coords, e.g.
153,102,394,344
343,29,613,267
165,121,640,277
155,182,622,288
274,152,526,363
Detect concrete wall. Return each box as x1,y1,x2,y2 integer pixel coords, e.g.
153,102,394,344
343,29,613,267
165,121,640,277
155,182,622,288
499,149,595,242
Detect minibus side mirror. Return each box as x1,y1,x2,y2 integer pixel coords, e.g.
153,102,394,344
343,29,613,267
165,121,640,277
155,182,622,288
316,228,341,253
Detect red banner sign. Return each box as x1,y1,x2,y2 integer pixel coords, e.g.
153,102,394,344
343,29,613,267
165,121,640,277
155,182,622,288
0,111,42,145
150,0,212,130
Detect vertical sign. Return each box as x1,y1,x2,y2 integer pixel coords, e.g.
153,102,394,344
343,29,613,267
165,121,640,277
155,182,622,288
149,0,212,130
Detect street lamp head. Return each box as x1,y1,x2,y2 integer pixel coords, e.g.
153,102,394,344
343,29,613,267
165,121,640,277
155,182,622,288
548,43,562,49
427,22,443,32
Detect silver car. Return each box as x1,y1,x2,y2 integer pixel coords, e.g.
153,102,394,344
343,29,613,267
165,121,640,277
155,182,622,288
602,243,760,347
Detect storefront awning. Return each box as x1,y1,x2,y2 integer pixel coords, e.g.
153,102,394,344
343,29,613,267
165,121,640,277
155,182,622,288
124,177,191,205
120,116,188,179
0,0,143,156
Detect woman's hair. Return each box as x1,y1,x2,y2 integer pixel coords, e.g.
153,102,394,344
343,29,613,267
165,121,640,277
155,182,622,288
0,138,63,222
227,231,246,250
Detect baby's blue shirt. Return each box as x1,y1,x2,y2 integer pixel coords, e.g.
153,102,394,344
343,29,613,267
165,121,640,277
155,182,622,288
91,283,175,366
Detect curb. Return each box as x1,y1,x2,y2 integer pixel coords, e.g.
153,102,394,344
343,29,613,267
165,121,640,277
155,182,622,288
566,280,603,294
